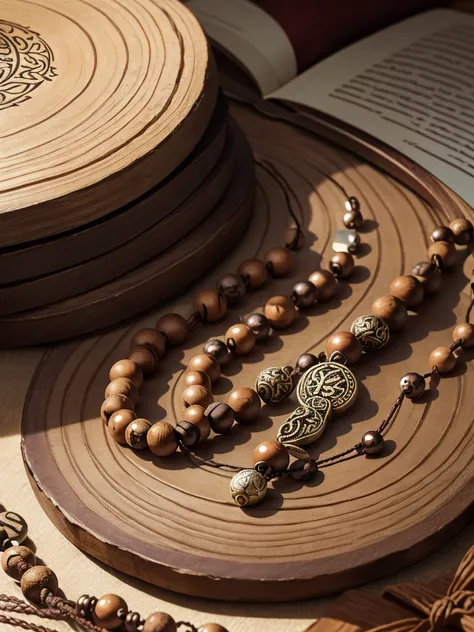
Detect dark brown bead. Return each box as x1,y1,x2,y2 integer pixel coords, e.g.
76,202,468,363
264,296,296,329
175,421,200,447
264,246,293,277
105,377,139,406
108,409,137,444
400,372,425,399
94,594,128,630
199,624,229,632
296,353,318,373
244,313,271,341
430,346,456,374
109,359,143,389
205,402,234,433
389,275,424,308
147,422,178,457
182,385,213,409
427,241,457,268
101,394,134,424
76,595,98,620
284,226,305,250
128,344,158,376
329,252,355,278
412,261,442,295
326,331,362,364
125,418,152,450
308,270,337,300
182,405,211,442
431,225,455,243
362,431,384,455
20,566,58,604
1,546,35,580
155,314,188,345
228,387,260,423
125,611,143,632
0,511,27,546
217,274,246,305
253,440,289,473
371,295,407,331
188,354,221,382
291,281,318,309
194,289,227,322
225,323,255,355
236,258,268,289
289,459,318,481
343,208,363,229
450,217,474,245
143,612,177,632
185,370,212,390
203,339,231,366
453,322,474,349
130,329,166,358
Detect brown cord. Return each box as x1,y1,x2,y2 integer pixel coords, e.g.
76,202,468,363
178,441,243,472
45,596,105,632
177,621,199,632
0,613,59,632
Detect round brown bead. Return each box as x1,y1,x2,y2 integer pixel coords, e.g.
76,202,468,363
147,422,178,457
427,241,457,268
296,353,318,373
182,385,213,409
203,339,231,366
450,217,473,245
0,511,27,545
264,295,296,329
264,246,293,277
182,405,211,442
125,418,152,450
130,329,166,358
155,313,188,345
371,295,407,331
412,261,442,295
1,546,36,580
93,594,128,630
20,566,58,604
329,252,355,278
143,612,177,632
284,226,305,250
185,370,212,390
389,275,424,308
101,394,134,424
431,225,455,243
253,440,289,473
205,402,234,433
308,270,337,300
108,409,137,444
236,258,268,290
194,289,227,323
453,322,474,349
109,359,143,389
228,387,260,423
225,323,256,355
128,345,158,377
430,346,456,374
217,274,246,305
291,281,318,309
188,354,221,382
199,625,229,632
326,331,362,364
244,313,271,341
105,377,139,406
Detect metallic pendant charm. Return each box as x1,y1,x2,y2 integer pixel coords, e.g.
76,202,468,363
351,314,389,352
333,228,360,254
230,469,267,507
277,398,332,446
256,365,295,406
297,354,358,414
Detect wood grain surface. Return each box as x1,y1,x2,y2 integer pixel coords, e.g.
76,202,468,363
0,0,217,246
21,103,474,602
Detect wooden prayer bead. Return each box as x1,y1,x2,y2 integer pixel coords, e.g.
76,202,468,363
182,405,211,442
228,387,260,423
194,289,227,322
20,566,58,604
329,252,355,278
0,511,27,545
308,269,337,300
203,339,231,365
205,402,234,433
264,246,293,277
185,370,212,390
225,323,256,354
291,281,318,308
125,418,152,450
108,409,137,444
453,322,474,349
143,612,177,632
236,258,268,289
101,394,134,424
412,261,442,295
326,331,362,364
431,226,454,243
93,594,128,630
199,625,229,632
450,217,473,245
217,274,246,305
430,346,456,374
109,359,143,389
128,345,158,376
427,240,457,268
389,275,424,308
253,440,289,473
264,296,296,329
147,422,178,457
296,353,318,373
284,226,305,250
188,354,221,382
371,295,407,331
155,314,188,345
244,313,271,341
182,385,213,409
130,328,166,358
1,546,36,580
105,377,139,406
343,208,363,230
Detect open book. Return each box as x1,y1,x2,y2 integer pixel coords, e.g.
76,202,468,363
186,1,474,208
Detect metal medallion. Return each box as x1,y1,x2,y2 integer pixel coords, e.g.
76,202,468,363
256,365,295,406
297,358,358,414
277,399,332,446
351,314,389,352
230,469,267,507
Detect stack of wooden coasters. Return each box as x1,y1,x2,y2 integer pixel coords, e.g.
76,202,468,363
0,0,255,347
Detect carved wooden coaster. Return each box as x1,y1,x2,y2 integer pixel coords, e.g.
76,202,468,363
0,0,217,246
22,105,474,602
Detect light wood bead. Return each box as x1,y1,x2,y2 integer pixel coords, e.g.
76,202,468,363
182,385,213,409
182,405,211,442
188,354,221,382
308,270,337,300
329,252,355,278
109,359,143,389
105,377,139,406
20,566,58,604
125,418,152,450
108,409,136,445
128,345,158,376
284,226,305,250
453,322,474,349
185,370,212,390
2,546,36,580
264,246,293,277
427,240,457,268
253,440,289,473
430,346,456,374
450,217,473,245
389,275,424,308
326,331,362,364
194,289,227,322
372,295,407,331
155,313,188,345
228,387,260,424
147,422,178,457
130,328,166,358
101,394,134,424
264,296,296,329
225,323,256,355
93,594,128,630
199,625,229,632
236,258,268,289
144,612,177,632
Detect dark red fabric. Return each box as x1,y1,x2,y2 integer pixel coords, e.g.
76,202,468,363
253,0,446,71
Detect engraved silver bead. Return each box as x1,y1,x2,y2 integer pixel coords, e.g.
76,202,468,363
351,314,390,352
230,469,267,507
256,366,295,406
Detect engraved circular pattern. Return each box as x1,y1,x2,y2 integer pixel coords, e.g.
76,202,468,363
230,469,267,507
297,361,358,414
351,314,390,352
256,366,294,406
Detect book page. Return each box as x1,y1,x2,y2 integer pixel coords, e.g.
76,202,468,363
271,9,474,207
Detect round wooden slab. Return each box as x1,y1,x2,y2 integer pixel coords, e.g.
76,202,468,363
22,105,474,602
0,0,217,246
